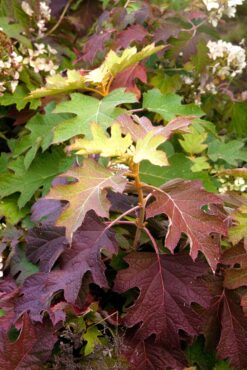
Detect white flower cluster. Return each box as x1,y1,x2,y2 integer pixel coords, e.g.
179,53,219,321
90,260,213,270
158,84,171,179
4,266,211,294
202,0,244,26
219,176,247,193
207,40,246,79
0,52,23,95
21,1,51,37
0,41,58,95
22,43,58,75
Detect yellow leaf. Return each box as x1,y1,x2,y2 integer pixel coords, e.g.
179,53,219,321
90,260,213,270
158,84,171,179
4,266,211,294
67,122,132,158
133,132,168,166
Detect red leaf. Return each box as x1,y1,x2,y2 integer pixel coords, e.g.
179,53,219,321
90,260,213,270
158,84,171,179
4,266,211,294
111,63,147,99
222,244,247,268
146,180,227,271
222,245,247,290
0,278,19,330
115,24,148,49
15,212,117,321
114,252,210,345
204,290,247,370
123,336,186,370
26,226,68,272
76,31,113,65
31,198,64,225
0,314,56,370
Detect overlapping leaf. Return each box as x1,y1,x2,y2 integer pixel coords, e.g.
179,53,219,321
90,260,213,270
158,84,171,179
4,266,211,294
67,123,132,158
118,114,198,141
28,44,164,99
8,112,70,169
110,63,147,98
114,252,210,345
146,180,227,271
15,213,117,321
85,44,164,89
140,153,217,192
46,159,127,241
27,70,87,100
67,121,168,167
52,89,137,143
0,148,74,208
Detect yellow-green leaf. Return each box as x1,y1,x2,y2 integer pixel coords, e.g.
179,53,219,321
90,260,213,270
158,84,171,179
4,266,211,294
83,326,102,356
27,70,86,100
133,132,168,166
67,123,132,158
190,156,210,172
229,202,247,245
179,126,208,155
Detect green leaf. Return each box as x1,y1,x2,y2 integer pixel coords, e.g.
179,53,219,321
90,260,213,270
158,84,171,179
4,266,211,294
213,360,234,370
83,326,102,356
208,139,247,166
0,85,28,111
53,89,137,143
0,16,31,48
0,195,29,224
150,72,182,94
191,41,210,73
8,112,71,169
186,337,216,369
143,89,203,121
0,148,74,208
140,153,216,192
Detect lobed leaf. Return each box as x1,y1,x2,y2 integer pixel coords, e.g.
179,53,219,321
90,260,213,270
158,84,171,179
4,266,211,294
114,252,210,345
52,89,137,143
46,159,127,241
146,180,227,271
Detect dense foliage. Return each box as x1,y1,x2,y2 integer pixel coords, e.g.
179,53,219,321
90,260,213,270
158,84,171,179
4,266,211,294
0,0,247,369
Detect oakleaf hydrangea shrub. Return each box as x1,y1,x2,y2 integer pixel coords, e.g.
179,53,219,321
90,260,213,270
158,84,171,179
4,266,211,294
0,1,246,369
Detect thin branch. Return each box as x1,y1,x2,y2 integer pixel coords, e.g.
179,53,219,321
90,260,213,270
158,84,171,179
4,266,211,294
105,205,140,231
43,0,73,38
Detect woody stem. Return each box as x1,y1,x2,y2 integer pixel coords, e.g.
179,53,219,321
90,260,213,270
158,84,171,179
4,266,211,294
132,162,145,249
